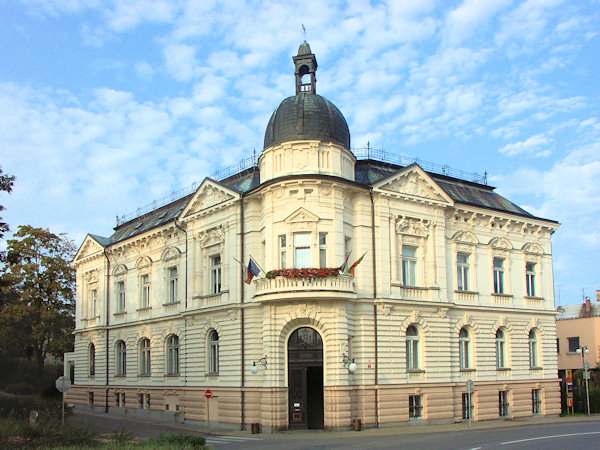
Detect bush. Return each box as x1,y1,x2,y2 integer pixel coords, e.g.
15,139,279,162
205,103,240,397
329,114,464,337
0,393,60,420
4,382,38,395
146,433,206,448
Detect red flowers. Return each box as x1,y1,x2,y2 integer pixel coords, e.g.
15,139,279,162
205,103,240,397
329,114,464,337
265,267,340,279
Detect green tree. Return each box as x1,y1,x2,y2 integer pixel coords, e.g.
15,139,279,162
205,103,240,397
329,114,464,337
0,165,15,250
0,226,76,373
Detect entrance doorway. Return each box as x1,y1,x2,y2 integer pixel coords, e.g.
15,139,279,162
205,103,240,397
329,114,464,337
288,327,324,429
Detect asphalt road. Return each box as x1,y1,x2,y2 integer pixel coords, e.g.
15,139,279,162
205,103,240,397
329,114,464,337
72,408,600,449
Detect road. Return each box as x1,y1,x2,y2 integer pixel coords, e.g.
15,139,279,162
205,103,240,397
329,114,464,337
72,408,600,449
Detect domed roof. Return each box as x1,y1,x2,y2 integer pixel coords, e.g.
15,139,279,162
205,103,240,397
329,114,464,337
297,41,312,56
264,93,350,149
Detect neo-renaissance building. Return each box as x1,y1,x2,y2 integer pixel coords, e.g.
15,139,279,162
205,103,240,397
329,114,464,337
67,42,561,431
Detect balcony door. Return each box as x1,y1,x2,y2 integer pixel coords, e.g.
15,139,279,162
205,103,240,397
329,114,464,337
288,327,324,429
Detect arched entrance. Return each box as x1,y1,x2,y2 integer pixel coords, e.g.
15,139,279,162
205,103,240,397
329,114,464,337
287,327,324,429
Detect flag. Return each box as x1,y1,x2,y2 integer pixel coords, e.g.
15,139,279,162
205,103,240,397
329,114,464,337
245,257,261,284
338,251,351,274
349,252,367,277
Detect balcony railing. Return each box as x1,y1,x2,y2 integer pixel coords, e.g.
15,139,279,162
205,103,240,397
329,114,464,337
254,275,355,297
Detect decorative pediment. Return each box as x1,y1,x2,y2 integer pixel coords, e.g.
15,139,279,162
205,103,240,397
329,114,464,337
375,164,453,204
489,237,513,250
161,246,181,261
396,215,430,237
113,264,128,276
452,230,479,245
135,256,152,269
522,242,544,255
181,179,238,219
285,207,319,224
196,226,225,248
73,235,105,264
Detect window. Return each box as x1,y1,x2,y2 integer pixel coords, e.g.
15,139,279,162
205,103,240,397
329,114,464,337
556,338,560,354
344,237,351,259
88,391,94,406
493,257,505,294
462,393,473,420
529,329,539,367
402,246,417,286
406,326,420,370
139,394,144,409
279,235,287,268
89,344,96,377
459,327,471,369
138,393,150,409
457,253,469,291
168,267,178,303
145,393,150,409
117,281,126,312
294,233,311,268
409,395,422,419
499,390,509,417
115,392,126,408
568,337,580,353
525,262,536,296
139,338,151,376
532,389,541,415
116,340,126,376
210,255,222,294
496,328,506,369
141,274,150,308
208,330,219,374
90,289,98,317
166,335,179,375
319,232,327,268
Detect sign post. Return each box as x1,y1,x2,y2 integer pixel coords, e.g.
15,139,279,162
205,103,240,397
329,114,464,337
566,369,573,415
466,379,474,427
55,376,71,427
205,389,212,434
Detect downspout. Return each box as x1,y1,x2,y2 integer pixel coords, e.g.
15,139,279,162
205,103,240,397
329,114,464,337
370,189,379,428
103,248,110,413
240,192,246,430
174,219,188,388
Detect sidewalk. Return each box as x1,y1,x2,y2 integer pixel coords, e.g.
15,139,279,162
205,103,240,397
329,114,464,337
72,407,600,441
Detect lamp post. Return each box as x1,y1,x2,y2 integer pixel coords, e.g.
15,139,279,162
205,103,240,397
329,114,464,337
575,346,590,416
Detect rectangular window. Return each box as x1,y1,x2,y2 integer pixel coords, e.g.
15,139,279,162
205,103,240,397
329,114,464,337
141,275,150,308
402,246,417,286
139,393,144,409
568,337,580,353
493,257,505,294
344,237,351,259
532,389,541,415
88,391,94,406
90,289,98,317
499,391,509,417
168,267,178,303
294,233,311,268
409,395,422,419
117,281,126,312
319,232,327,268
279,235,287,268
145,393,150,410
210,255,222,294
526,262,536,296
462,393,473,420
457,253,469,291
556,338,560,354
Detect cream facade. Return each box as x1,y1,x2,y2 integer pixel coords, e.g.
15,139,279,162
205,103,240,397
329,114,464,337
68,42,561,431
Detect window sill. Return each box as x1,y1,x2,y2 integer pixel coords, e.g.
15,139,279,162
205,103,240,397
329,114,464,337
138,374,151,378
491,293,513,298
391,283,429,290
455,290,479,295
206,373,219,377
460,368,476,373
497,367,511,372
162,301,180,307
524,296,544,301
115,375,126,378
529,366,543,370
136,307,152,312
165,374,180,378
113,311,127,317
407,369,425,374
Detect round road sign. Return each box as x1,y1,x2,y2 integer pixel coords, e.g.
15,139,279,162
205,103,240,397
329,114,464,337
55,376,71,393
205,389,212,399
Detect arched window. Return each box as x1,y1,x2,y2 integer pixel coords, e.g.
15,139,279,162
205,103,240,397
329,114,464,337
529,329,539,368
406,325,420,370
459,327,470,369
208,330,219,374
116,340,126,376
89,343,96,377
139,338,151,376
496,328,506,368
166,335,179,375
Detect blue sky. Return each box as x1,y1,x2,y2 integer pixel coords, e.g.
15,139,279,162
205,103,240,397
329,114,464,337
1,0,598,305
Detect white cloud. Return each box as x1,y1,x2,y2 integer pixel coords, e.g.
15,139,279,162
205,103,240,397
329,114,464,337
499,133,552,156
443,0,513,46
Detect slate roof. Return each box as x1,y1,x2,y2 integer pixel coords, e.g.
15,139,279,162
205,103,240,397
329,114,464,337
556,302,600,320
92,158,551,247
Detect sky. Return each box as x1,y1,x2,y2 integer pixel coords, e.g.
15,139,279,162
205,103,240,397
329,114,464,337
0,0,598,305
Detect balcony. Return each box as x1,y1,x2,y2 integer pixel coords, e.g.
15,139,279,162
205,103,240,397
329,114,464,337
253,275,356,302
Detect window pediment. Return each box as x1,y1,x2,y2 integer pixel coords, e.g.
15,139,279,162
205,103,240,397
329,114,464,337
161,246,181,261
285,207,319,224
396,216,431,237
135,256,152,269
489,237,513,250
196,226,225,248
112,264,128,276
522,242,544,255
452,230,478,246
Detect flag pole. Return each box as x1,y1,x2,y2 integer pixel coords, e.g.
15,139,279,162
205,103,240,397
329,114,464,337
248,255,266,276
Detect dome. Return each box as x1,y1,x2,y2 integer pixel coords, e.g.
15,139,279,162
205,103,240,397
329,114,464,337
263,93,351,149
297,41,312,56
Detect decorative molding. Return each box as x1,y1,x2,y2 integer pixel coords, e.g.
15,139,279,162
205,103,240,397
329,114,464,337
161,246,181,261
489,237,513,250
396,215,431,237
381,169,446,202
452,230,478,246
285,207,320,224
196,226,225,248
522,242,544,255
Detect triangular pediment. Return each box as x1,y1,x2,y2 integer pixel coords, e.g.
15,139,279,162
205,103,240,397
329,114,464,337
72,234,106,265
181,178,239,219
285,207,320,223
374,164,453,205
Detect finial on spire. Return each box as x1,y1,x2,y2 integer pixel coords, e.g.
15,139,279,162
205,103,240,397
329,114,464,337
302,23,306,40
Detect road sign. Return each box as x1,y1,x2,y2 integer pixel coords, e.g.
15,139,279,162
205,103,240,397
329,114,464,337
584,361,591,370
466,379,474,392
205,389,212,399
584,371,591,380
55,376,71,393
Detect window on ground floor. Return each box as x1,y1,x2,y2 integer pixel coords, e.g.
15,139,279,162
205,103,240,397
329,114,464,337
532,389,541,415
462,393,473,420
499,391,509,417
409,395,423,419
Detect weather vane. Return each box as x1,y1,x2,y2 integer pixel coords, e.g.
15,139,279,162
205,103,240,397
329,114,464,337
302,23,306,40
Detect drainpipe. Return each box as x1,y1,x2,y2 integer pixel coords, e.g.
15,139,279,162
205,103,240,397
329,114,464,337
370,189,379,428
240,192,246,430
103,248,111,413
174,219,188,388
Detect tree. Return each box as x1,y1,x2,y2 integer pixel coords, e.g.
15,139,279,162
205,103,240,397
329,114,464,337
0,165,15,248
0,226,76,373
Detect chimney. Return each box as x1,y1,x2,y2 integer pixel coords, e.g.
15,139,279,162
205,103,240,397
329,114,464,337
586,297,591,312
596,290,600,302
